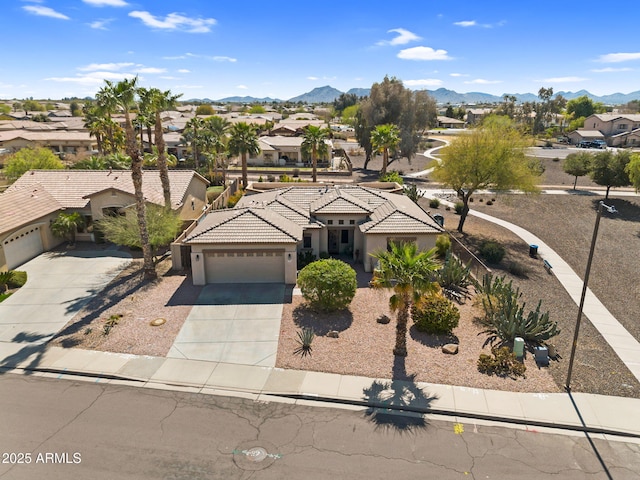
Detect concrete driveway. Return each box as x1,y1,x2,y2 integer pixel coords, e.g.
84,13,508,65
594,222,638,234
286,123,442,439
0,249,131,348
168,283,285,367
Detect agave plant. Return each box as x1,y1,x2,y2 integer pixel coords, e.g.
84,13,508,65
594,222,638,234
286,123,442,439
293,327,315,357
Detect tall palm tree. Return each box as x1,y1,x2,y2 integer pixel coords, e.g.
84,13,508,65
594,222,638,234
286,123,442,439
105,77,156,279
205,116,231,184
139,87,182,209
183,117,206,170
228,122,260,189
371,123,400,176
302,125,330,182
370,242,440,357
95,85,119,152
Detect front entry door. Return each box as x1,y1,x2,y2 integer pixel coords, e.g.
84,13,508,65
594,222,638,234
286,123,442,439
328,229,339,254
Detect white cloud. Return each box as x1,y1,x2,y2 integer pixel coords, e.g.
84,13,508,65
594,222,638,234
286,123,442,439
45,71,136,85
177,69,190,73
591,67,633,73
212,56,236,62
136,67,166,74
160,76,180,80
397,46,451,61
596,52,640,63
453,19,504,28
307,76,319,80
403,79,443,87
377,28,421,46
129,11,216,33
89,19,112,30
23,5,69,20
454,20,476,27
236,85,248,90
540,76,587,83
82,0,127,6
449,73,469,77
464,78,502,85
78,62,134,71
163,55,188,60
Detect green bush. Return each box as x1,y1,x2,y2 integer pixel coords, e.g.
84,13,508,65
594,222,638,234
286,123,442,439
411,294,460,334
428,198,440,208
435,234,451,257
477,346,526,377
454,201,464,214
227,189,244,208
7,271,27,288
479,240,505,264
379,171,404,184
297,251,316,269
297,259,357,312
319,251,330,259
0,271,15,292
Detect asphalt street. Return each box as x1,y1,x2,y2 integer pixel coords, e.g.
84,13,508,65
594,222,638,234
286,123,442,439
1,374,638,479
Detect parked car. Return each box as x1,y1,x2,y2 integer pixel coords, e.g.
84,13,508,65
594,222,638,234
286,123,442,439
577,140,606,149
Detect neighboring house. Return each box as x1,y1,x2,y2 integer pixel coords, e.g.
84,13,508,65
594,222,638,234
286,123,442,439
1,170,209,271
582,114,640,138
610,128,640,147
437,116,465,129
0,130,97,155
246,135,332,167
465,108,493,125
567,129,606,145
182,184,443,285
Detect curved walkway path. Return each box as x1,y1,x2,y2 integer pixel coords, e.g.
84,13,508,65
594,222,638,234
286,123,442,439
419,188,640,384
404,138,450,179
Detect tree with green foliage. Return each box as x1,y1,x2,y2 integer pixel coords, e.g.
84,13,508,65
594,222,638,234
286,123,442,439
51,212,85,245
371,123,400,175
626,153,640,192
301,125,330,182
228,122,260,188
203,116,231,184
567,116,586,132
195,104,214,116
182,116,206,170
341,104,359,127
563,152,593,189
566,95,606,120
332,92,358,116
4,147,64,182
589,150,631,199
433,117,538,233
97,205,182,256
297,259,357,312
248,105,266,114
370,242,440,357
533,87,566,135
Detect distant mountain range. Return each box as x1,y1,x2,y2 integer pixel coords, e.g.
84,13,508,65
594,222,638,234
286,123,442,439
201,86,640,105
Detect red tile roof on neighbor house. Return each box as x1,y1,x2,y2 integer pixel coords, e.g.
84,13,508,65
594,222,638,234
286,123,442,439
0,183,61,234
6,170,208,210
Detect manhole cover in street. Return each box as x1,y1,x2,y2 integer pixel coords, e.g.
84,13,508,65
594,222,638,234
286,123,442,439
149,318,166,326
232,441,281,471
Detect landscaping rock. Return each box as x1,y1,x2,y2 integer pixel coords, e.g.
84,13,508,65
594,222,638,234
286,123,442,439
377,315,391,324
327,330,340,338
442,344,459,355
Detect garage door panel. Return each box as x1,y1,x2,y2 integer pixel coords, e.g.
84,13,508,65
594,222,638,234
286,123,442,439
3,226,44,270
205,251,284,283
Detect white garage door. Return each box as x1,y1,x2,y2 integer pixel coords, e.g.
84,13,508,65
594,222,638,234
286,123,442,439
3,226,44,269
205,250,285,283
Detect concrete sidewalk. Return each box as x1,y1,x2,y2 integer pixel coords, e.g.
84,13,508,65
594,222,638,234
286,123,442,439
1,344,639,440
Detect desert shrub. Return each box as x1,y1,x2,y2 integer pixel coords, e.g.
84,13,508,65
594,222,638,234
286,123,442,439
297,251,316,269
477,346,526,377
403,183,423,204
258,175,263,182
436,251,474,299
486,200,493,206
478,274,560,345
379,171,404,184
267,174,275,182
428,198,440,208
508,261,528,277
7,271,27,288
297,259,357,312
411,293,460,335
435,234,451,258
292,168,300,178
294,327,315,357
319,251,330,259
454,201,464,214
0,271,15,292
227,189,244,207
479,240,505,264
279,174,294,182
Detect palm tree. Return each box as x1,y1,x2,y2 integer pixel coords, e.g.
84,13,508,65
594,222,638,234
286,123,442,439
51,212,85,245
370,241,440,357
228,122,260,188
302,125,330,182
183,117,206,170
205,116,231,184
139,87,182,208
105,77,156,279
371,123,400,176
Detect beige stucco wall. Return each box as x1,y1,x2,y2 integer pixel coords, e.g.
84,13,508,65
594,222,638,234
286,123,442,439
0,212,63,271
176,178,208,220
89,190,136,220
361,233,439,272
189,243,298,285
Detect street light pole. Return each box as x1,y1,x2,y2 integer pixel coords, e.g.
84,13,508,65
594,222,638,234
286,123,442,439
565,201,617,391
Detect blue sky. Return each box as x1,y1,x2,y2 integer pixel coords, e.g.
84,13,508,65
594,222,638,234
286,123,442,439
2,0,640,101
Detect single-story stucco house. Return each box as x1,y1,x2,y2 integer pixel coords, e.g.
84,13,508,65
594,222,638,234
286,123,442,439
0,169,208,271
182,184,444,285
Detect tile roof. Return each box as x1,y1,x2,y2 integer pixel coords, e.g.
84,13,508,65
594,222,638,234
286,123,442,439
359,194,443,234
0,184,62,234
184,207,302,244
309,189,374,215
0,130,93,143
7,170,207,210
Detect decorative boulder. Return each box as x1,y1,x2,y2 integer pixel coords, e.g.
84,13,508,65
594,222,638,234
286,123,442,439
442,344,459,355
327,330,340,338
377,315,391,324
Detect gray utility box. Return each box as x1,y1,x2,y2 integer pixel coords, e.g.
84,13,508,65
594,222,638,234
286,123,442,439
534,346,549,366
